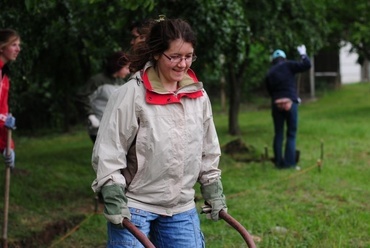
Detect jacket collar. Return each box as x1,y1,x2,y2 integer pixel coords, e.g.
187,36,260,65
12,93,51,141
140,62,204,105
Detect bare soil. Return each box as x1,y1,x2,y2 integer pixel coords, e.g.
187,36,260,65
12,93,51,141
7,215,85,248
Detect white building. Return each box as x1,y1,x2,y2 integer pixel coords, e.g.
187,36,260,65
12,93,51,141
340,43,362,84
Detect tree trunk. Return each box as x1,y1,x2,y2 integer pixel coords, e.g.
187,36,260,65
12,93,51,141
220,75,227,113
226,45,250,136
227,65,241,135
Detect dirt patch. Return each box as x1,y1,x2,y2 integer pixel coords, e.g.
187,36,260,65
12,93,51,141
8,215,85,248
222,138,268,162
11,168,30,177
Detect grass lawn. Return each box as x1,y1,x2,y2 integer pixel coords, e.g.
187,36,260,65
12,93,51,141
1,83,370,247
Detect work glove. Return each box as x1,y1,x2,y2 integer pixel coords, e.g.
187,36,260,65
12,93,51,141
88,114,100,128
5,114,16,130
297,45,307,56
200,180,227,221
3,149,15,168
101,184,131,226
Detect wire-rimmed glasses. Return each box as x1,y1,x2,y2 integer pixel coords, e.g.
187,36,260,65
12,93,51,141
162,53,197,64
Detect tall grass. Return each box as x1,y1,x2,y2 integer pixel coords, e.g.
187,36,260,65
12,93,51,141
1,83,369,247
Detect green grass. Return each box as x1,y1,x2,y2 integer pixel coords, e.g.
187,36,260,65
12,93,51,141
1,83,370,247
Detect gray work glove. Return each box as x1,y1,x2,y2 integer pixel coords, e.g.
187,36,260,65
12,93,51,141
3,149,15,168
101,184,131,226
200,180,227,221
297,44,307,56
5,114,16,130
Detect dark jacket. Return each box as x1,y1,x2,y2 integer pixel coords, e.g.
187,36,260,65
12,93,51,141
265,55,311,103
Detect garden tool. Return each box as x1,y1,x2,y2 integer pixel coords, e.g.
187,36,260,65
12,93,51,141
2,128,12,248
122,219,155,248
122,209,257,248
219,209,256,248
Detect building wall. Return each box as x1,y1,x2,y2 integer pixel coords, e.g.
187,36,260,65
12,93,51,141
340,43,361,84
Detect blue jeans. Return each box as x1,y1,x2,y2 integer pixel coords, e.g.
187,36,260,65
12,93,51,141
271,102,298,168
107,207,205,248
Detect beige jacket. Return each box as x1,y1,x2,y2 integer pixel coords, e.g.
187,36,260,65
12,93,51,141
91,63,221,216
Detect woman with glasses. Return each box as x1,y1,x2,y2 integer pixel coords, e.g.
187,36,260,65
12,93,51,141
92,17,227,247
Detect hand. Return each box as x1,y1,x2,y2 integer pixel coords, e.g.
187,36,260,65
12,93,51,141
5,114,16,130
201,202,228,220
101,184,131,225
201,204,212,219
88,114,100,128
275,98,292,111
297,45,306,56
200,180,227,221
202,199,228,221
3,149,15,168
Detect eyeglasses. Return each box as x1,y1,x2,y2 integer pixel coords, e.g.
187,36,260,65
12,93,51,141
162,53,197,64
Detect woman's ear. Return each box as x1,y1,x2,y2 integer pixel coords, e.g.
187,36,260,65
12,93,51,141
154,54,159,61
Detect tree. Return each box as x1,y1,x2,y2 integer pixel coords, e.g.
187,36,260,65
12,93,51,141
326,0,370,69
148,0,329,135
1,0,154,132
2,0,369,134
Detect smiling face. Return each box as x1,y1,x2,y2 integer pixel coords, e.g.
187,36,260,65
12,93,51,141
155,39,194,88
0,37,21,63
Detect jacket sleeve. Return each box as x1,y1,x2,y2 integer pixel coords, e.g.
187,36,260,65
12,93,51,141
290,55,311,73
91,80,139,192
198,90,222,186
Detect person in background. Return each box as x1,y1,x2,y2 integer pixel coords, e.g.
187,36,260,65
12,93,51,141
92,17,227,247
265,45,311,170
0,29,20,168
76,51,130,143
129,19,154,48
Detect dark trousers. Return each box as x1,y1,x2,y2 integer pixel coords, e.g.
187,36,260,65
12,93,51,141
271,102,298,168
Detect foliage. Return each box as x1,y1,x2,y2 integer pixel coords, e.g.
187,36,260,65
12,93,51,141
248,0,329,52
1,83,369,247
1,0,154,132
1,0,369,134
147,0,330,134
325,0,370,62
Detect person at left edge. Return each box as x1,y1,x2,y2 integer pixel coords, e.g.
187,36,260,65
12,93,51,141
0,29,20,168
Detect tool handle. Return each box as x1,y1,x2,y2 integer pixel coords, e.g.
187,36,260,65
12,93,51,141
122,210,256,248
219,210,256,248
6,129,11,157
2,129,12,248
121,219,156,248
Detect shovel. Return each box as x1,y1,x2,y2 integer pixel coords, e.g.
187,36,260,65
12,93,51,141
2,128,12,248
121,209,256,248
219,209,256,248
122,219,155,248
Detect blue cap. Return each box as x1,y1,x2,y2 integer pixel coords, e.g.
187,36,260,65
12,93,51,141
272,49,286,59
